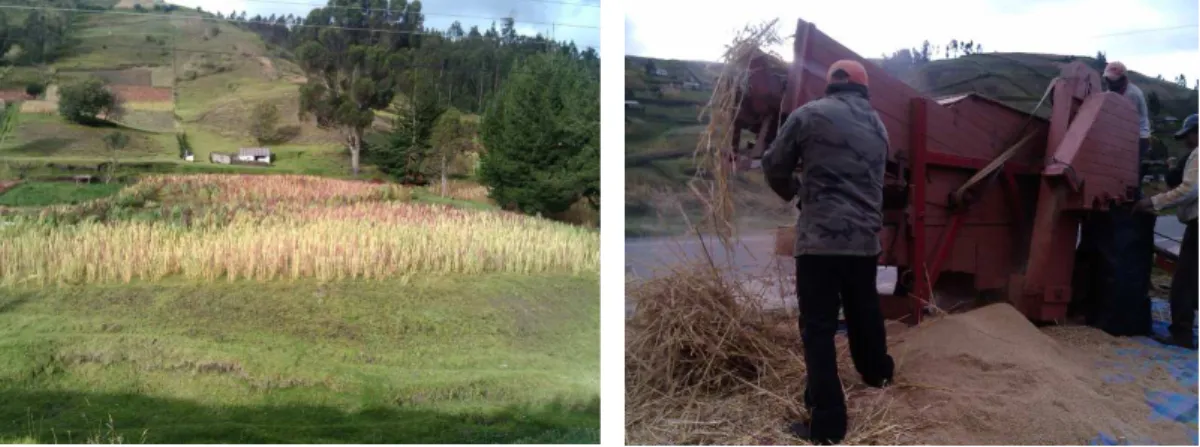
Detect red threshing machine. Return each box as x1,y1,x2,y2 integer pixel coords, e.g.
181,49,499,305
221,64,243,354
730,19,1159,325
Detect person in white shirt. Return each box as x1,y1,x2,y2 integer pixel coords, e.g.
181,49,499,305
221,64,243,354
1135,113,1198,349
1103,62,1152,199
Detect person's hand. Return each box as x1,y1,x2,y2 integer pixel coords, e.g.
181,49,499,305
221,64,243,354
1132,197,1155,214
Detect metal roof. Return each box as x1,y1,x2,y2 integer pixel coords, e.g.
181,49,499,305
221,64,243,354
238,147,271,157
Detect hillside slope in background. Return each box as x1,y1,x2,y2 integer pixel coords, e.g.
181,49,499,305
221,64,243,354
0,1,355,176
625,52,1200,236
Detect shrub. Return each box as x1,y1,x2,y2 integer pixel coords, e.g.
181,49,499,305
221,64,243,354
25,83,45,97
58,79,118,125
249,102,280,144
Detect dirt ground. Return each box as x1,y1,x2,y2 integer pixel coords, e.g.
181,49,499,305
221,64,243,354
626,302,1198,445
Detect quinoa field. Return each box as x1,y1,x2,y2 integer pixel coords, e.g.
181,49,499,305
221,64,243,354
0,174,600,443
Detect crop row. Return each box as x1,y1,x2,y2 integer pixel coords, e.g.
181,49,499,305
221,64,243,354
1,203,598,285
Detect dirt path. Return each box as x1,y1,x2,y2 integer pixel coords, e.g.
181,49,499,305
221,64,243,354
257,56,278,80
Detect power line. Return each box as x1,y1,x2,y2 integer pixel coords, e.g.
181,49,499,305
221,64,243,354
230,0,598,29
1089,24,1198,38
71,42,591,75
514,0,600,7
0,4,600,44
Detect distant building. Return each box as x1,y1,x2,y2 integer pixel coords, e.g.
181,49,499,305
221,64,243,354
654,68,668,77
210,152,232,164
683,81,701,90
237,148,272,164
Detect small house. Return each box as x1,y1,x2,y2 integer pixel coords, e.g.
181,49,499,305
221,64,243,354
654,68,668,77
237,147,272,164
184,153,194,162
210,152,232,164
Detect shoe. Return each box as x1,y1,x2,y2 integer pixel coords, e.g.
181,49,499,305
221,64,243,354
1152,333,1197,350
788,421,841,445
861,355,896,388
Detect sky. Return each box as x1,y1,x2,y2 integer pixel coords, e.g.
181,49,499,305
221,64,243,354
170,0,601,50
625,0,1199,85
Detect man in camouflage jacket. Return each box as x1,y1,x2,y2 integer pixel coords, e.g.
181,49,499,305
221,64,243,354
760,59,896,445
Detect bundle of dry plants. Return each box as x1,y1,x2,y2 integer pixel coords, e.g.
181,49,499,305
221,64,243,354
626,260,913,445
690,19,786,249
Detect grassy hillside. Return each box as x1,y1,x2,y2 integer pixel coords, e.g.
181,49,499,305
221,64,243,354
624,52,1200,237
0,6,365,179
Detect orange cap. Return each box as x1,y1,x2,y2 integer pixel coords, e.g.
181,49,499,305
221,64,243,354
827,60,868,87
1104,61,1127,80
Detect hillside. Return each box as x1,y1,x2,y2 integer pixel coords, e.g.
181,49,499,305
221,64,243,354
0,0,599,186
625,52,1200,236
0,3,362,177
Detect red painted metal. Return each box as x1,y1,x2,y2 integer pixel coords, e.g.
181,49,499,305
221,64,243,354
908,97,929,324
1155,254,1176,275
734,18,1142,324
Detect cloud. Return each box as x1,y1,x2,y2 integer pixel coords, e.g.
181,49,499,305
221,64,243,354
624,0,1198,81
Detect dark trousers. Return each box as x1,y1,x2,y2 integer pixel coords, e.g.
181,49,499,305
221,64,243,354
795,255,895,444
1135,138,1150,200
1169,221,1197,342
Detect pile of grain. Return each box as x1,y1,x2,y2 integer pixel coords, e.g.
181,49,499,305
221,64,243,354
887,304,1191,445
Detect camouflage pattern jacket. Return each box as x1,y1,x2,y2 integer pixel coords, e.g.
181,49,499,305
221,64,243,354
760,87,889,257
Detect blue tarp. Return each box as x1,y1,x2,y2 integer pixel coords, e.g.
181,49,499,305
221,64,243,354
1090,298,1198,445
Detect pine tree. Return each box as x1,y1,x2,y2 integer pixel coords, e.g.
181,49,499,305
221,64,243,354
479,52,599,215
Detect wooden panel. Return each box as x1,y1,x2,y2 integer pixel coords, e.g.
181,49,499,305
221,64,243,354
944,97,1050,166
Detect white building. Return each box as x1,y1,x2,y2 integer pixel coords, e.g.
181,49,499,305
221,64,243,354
237,147,272,164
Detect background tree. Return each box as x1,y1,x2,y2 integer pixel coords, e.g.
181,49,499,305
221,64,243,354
1147,91,1162,117
58,78,117,125
101,131,128,184
2,45,22,65
292,0,423,176
249,102,280,144
368,77,444,185
479,51,599,216
430,107,475,196
1094,51,1108,72
176,132,193,159
25,82,45,98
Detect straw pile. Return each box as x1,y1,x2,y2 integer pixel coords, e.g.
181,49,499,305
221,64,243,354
690,20,787,250
625,259,914,445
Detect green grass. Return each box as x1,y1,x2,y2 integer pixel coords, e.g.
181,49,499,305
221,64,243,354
0,275,599,443
0,181,123,207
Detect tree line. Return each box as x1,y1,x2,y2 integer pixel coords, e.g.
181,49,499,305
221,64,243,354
201,4,598,117
247,0,600,217
0,0,107,66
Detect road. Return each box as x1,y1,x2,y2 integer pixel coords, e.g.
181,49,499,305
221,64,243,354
626,216,1185,317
